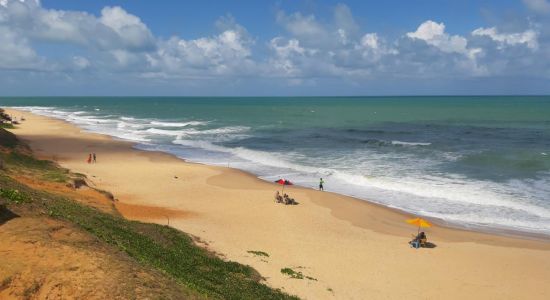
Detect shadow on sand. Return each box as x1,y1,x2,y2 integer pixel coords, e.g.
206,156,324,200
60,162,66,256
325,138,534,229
0,206,20,226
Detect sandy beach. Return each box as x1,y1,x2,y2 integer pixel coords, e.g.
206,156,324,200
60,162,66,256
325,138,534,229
6,108,550,300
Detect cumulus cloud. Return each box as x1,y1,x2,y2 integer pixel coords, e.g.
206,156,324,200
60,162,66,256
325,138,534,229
1,0,154,51
99,6,155,50
407,20,480,58
149,23,255,77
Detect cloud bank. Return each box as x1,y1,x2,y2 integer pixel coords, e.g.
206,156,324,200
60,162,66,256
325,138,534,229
0,0,548,95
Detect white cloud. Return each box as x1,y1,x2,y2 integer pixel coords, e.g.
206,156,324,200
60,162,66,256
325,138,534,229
472,27,538,49
151,26,255,77
268,37,306,76
523,0,550,14
406,20,479,58
0,26,40,69
99,6,155,50
0,0,154,51
357,33,396,63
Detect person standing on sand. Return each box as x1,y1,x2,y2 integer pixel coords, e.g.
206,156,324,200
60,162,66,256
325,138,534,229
319,178,324,191
93,153,97,163
87,153,92,164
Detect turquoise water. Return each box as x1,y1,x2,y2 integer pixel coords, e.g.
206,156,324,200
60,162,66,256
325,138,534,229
3,96,550,235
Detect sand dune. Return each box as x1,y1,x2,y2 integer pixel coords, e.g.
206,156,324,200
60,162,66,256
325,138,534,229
6,108,550,300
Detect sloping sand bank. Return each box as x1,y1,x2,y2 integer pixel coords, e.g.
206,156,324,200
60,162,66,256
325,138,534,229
7,108,550,299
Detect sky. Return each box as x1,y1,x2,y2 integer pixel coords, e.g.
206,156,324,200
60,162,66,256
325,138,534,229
1,0,550,96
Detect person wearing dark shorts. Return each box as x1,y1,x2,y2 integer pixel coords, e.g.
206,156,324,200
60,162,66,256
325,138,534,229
319,178,324,191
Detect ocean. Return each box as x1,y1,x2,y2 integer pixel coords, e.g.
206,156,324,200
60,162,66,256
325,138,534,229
2,96,550,236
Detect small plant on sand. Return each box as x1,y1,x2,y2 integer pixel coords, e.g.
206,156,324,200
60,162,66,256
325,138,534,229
1,276,13,288
247,250,269,257
23,281,41,297
281,267,317,281
281,268,304,279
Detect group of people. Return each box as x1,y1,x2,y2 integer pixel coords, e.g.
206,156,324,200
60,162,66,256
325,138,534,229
274,191,297,205
87,153,97,164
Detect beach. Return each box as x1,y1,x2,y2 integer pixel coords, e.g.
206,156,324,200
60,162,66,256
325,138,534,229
6,108,550,299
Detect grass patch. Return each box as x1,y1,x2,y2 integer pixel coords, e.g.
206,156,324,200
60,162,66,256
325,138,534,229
281,268,317,281
0,128,17,148
2,152,53,169
41,170,70,183
0,188,31,204
247,250,269,257
281,268,304,279
0,123,14,129
1,152,70,183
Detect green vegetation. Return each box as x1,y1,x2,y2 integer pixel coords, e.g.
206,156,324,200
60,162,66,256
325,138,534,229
281,268,304,279
0,128,18,148
0,188,31,204
0,109,14,130
0,128,298,299
280,268,317,281
247,250,270,257
2,152,70,183
0,131,70,183
0,123,14,129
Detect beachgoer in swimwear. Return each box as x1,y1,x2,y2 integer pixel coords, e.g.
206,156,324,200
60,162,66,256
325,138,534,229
319,178,324,191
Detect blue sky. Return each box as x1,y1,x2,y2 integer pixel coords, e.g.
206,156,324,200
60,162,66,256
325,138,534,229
1,0,549,96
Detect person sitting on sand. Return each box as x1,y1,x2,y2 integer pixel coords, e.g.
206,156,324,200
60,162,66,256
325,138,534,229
409,231,427,248
275,191,283,203
283,193,297,205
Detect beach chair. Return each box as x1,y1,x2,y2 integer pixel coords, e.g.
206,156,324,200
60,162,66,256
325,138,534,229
420,237,428,247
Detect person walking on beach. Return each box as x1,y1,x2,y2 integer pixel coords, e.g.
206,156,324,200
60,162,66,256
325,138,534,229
93,153,97,163
319,178,324,191
87,153,92,164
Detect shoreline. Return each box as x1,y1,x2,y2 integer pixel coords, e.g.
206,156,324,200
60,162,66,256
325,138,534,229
10,107,550,243
6,108,550,299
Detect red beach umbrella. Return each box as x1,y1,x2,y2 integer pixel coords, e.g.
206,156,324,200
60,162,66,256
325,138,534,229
275,178,293,193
